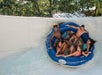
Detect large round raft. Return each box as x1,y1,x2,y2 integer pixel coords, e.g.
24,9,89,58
46,22,95,66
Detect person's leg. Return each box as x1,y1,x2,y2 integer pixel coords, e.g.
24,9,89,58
56,41,63,57
69,35,74,42
74,37,78,44
61,42,68,53
69,45,75,54
56,47,61,57
58,41,62,47
56,46,63,57
73,35,80,44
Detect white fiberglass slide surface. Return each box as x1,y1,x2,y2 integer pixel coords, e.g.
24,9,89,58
0,15,102,75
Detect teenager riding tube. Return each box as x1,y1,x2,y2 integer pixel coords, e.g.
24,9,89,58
45,22,95,66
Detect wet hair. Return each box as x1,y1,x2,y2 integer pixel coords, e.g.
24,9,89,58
81,25,85,28
89,38,96,49
53,25,58,28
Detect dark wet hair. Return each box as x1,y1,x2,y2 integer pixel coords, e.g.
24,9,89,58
89,38,96,49
53,25,58,28
81,25,85,28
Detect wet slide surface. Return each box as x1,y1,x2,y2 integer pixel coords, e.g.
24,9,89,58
0,16,102,75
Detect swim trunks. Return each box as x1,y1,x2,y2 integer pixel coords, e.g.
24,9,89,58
82,43,87,51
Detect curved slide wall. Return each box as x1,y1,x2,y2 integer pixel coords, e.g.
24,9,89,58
0,15,102,59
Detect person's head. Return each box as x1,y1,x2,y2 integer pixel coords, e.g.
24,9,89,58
53,25,59,31
87,39,91,44
80,25,85,30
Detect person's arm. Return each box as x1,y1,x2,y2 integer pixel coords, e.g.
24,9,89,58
82,42,90,57
86,42,91,53
49,34,54,49
82,52,89,57
63,51,77,57
66,24,79,29
68,35,74,42
56,50,63,57
56,54,63,57
86,45,90,52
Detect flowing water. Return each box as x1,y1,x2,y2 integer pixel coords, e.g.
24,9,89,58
0,17,102,75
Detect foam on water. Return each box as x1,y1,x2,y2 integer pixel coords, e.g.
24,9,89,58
0,41,102,75
0,16,102,75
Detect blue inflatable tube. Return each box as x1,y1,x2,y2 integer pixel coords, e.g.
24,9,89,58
46,22,95,66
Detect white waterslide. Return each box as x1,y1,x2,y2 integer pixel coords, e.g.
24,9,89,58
0,15,102,75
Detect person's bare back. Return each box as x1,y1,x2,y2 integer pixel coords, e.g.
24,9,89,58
76,27,87,38
67,24,88,38
53,31,61,39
